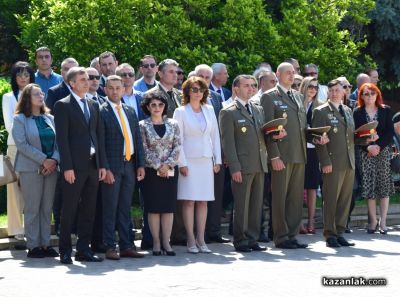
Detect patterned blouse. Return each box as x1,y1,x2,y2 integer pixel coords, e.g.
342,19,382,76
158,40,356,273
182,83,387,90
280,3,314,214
139,117,181,170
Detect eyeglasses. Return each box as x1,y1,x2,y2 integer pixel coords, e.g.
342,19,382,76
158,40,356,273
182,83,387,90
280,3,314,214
304,72,317,76
292,83,301,88
363,91,376,97
149,102,165,108
142,63,156,69
343,85,352,89
32,91,45,97
177,71,184,75
270,80,278,84
88,75,101,80
16,72,30,78
120,73,135,78
190,87,206,93
307,85,319,90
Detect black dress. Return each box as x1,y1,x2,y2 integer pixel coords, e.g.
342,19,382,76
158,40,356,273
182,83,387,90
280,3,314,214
141,124,178,213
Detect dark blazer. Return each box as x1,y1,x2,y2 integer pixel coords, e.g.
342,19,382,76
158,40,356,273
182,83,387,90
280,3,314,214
147,84,181,118
208,90,223,120
54,95,105,172
209,84,232,101
46,81,71,114
100,100,145,174
353,105,394,150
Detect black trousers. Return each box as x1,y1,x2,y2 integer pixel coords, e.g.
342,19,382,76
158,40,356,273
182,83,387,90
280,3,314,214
59,158,99,254
206,166,225,237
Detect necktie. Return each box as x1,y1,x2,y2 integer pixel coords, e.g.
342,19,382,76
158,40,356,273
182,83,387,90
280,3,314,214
217,89,222,95
80,98,90,124
92,96,97,102
116,105,131,161
245,103,252,115
339,104,347,123
167,90,176,107
287,91,296,104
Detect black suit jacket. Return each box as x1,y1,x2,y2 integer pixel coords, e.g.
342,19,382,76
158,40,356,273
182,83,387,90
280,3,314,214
208,90,223,120
99,100,145,174
353,105,394,150
46,81,71,114
147,85,181,118
54,95,106,172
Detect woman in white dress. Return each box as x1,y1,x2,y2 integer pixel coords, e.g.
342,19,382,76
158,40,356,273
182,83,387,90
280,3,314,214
173,76,221,253
2,61,35,240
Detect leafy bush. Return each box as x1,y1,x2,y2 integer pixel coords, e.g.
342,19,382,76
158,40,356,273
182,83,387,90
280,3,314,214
16,0,374,83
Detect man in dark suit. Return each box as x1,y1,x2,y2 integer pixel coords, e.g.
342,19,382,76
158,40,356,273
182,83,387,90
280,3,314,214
210,63,232,101
54,67,107,264
143,59,181,248
313,79,356,248
100,75,146,260
116,63,146,121
86,66,107,253
97,51,118,96
47,57,79,238
46,57,78,113
195,64,230,243
260,62,309,249
219,75,268,252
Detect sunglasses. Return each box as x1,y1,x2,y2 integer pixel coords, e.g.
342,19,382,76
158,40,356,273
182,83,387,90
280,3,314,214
190,87,206,93
177,71,184,75
363,92,376,97
16,72,30,78
343,85,352,89
292,83,301,88
32,91,45,97
307,85,319,90
88,75,101,80
149,102,165,108
142,63,156,69
304,72,318,76
120,73,135,78
251,84,258,88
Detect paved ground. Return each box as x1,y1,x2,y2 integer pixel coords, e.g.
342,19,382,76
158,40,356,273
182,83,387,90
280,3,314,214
1,227,399,297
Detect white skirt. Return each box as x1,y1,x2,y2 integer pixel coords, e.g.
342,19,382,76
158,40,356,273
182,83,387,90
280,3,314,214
177,157,215,201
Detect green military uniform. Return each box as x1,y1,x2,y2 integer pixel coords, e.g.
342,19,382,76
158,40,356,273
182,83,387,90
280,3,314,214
219,100,268,248
312,100,355,239
260,85,307,246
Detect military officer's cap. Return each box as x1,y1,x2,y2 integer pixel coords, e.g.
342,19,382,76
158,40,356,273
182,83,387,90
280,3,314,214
307,126,331,139
262,118,287,135
354,121,378,137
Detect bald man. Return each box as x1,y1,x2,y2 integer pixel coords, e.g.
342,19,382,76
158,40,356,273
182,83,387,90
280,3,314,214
260,62,308,249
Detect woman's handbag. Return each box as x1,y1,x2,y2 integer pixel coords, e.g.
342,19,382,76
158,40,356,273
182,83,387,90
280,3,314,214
0,155,18,186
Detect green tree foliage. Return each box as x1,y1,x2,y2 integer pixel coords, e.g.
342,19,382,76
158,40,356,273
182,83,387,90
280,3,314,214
0,0,30,73
366,0,400,86
16,0,373,82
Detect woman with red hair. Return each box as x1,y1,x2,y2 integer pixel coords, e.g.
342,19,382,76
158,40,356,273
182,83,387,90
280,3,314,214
353,83,394,234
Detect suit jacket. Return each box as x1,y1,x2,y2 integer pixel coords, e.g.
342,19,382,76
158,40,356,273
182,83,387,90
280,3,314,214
260,85,307,163
139,117,181,170
54,95,105,172
209,84,232,102
353,105,394,150
12,113,59,172
147,84,181,118
2,91,19,145
46,81,71,114
312,101,355,170
208,90,223,120
122,90,147,121
173,104,221,167
99,100,145,174
134,76,159,93
219,100,268,174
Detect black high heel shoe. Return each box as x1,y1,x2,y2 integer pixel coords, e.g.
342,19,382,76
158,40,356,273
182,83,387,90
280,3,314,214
366,223,378,234
152,250,162,256
161,247,176,256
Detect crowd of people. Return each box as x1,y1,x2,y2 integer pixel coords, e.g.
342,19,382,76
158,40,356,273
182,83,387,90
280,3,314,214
2,47,398,265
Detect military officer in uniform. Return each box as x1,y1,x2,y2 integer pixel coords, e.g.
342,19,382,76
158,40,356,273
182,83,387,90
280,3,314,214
219,75,268,252
312,79,356,248
260,62,309,249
